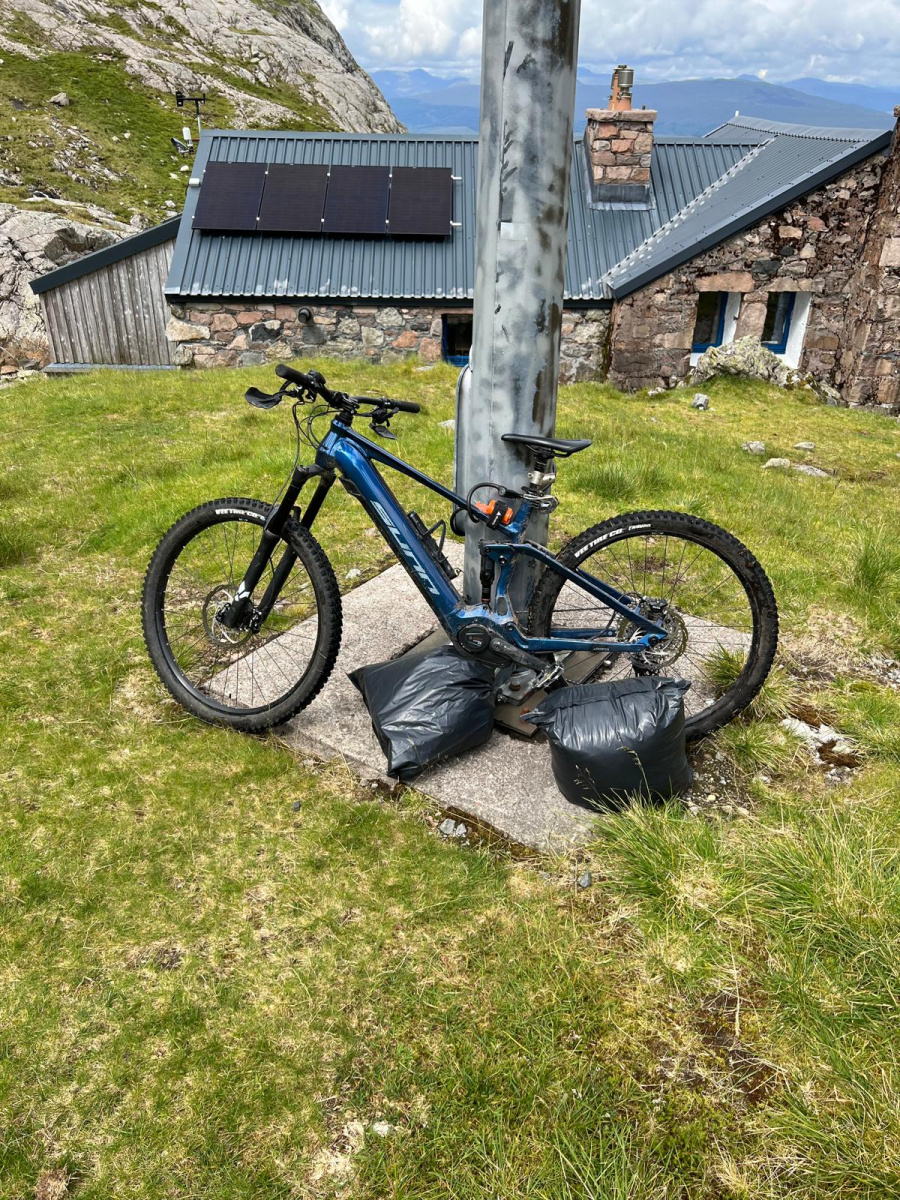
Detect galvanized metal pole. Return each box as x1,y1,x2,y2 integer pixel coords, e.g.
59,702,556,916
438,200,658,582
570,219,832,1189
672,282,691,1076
456,0,581,607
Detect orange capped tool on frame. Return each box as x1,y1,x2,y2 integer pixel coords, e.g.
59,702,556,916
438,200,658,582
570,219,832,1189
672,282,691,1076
473,498,515,527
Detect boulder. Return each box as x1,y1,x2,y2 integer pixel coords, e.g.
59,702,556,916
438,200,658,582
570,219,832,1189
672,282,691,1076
692,336,847,406
742,441,766,455
792,463,832,478
48,92,70,107
692,337,798,388
762,458,791,470
691,393,710,410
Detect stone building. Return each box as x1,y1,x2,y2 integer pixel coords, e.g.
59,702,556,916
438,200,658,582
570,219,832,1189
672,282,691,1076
31,79,900,405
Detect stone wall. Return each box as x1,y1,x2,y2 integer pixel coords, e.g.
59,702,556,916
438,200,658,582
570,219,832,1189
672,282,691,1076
166,300,609,382
607,153,890,395
839,110,900,405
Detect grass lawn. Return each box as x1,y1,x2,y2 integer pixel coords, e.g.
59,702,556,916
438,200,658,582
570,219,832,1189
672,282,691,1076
1,360,900,1199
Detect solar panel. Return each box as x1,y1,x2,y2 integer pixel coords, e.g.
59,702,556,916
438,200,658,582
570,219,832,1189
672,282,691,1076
323,165,390,235
257,164,329,233
192,161,267,231
388,167,453,236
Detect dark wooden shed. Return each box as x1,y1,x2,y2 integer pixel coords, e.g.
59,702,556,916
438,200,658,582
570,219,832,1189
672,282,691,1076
30,217,180,369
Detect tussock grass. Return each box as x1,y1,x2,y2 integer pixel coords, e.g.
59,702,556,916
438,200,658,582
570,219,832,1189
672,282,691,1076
1,362,900,1198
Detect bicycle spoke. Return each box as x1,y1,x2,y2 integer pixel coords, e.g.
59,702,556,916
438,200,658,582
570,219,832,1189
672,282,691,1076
539,523,761,732
160,515,323,714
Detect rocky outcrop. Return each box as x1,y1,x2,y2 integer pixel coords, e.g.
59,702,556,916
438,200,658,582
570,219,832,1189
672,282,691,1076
691,336,845,405
6,0,399,135
692,337,799,387
0,204,126,365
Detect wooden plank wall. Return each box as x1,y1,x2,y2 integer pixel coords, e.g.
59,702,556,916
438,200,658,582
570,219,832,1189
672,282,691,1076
41,239,177,366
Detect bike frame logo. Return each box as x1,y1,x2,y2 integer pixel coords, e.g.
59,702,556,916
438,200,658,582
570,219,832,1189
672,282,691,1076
371,501,439,595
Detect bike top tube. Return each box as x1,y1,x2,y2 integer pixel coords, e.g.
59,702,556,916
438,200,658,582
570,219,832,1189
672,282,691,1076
318,419,535,541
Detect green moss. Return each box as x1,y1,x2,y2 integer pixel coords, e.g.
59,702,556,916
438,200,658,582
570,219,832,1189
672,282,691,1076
5,11,43,46
204,64,337,131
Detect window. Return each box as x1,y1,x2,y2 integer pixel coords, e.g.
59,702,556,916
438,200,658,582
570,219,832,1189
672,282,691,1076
692,292,728,352
761,292,796,355
442,313,472,367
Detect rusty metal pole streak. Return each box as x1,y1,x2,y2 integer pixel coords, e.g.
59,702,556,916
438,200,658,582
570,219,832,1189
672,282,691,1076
456,0,581,609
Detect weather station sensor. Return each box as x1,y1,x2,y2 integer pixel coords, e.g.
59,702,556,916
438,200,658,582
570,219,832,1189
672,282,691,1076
174,89,206,136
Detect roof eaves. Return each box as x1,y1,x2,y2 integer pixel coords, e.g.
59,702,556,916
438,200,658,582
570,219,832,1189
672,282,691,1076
30,216,181,295
605,128,891,298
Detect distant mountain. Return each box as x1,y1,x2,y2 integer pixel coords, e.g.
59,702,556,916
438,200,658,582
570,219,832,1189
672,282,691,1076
380,71,896,137
624,78,893,136
371,69,468,102
785,78,898,116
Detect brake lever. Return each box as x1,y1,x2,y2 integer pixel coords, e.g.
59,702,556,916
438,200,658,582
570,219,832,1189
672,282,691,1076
370,407,397,439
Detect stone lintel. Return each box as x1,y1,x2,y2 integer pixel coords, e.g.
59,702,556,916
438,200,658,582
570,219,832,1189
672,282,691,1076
695,272,754,293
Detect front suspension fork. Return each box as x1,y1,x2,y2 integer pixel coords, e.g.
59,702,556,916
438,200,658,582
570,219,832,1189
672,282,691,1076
218,465,334,629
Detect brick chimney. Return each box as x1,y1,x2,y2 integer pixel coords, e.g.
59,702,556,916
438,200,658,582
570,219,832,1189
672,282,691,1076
585,65,656,205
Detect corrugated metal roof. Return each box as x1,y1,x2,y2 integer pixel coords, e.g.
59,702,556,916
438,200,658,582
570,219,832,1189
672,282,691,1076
165,119,890,304
167,132,478,303
606,117,892,296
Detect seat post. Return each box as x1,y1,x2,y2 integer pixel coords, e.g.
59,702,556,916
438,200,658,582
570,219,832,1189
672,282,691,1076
525,452,556,497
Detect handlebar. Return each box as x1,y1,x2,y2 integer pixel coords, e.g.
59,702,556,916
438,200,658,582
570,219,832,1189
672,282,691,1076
275,362,323,392
244,363,421,422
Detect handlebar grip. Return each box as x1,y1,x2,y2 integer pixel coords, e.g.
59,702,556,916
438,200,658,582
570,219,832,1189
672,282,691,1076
393,400,420,413
275,363,313,388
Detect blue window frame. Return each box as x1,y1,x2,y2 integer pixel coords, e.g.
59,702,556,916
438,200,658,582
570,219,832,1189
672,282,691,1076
761,292,796,355
691,292,728,353
442,313,472,367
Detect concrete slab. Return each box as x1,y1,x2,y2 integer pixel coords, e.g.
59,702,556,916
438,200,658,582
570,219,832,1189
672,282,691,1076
261,545,751,851
277,546,597,851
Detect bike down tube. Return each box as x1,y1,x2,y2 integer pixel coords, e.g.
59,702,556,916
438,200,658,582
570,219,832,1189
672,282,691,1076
323,432,462,620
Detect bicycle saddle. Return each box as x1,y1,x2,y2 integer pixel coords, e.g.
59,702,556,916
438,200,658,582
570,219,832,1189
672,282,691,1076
501,433,592,458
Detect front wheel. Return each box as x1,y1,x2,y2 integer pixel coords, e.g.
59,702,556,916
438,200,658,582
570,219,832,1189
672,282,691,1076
528,510,778,739
142,498,342,732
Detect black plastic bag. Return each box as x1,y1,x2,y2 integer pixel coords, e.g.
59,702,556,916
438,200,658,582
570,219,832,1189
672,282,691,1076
523,678,692,810
349,645,495,782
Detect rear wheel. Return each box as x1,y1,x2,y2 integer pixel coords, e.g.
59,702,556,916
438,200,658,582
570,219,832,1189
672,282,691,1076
142,498,342,732
528,510,778,739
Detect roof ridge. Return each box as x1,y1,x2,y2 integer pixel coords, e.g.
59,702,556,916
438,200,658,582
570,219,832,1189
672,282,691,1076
710,114,890,142
603,141,767,285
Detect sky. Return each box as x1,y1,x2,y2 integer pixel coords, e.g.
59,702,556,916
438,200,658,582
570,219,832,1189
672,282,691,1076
319,0,900,86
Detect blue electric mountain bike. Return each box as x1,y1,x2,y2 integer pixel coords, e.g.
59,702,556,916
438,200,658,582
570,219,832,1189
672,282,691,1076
143,364,778,739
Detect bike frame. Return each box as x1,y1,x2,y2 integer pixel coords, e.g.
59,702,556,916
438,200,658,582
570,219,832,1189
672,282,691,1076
226,415,668,658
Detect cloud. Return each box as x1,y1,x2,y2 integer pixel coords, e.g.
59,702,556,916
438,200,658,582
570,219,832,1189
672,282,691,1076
341,0,900,86
363,0,474,60
320,0,350,30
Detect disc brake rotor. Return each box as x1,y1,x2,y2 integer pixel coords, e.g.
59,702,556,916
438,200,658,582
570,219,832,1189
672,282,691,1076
202,585,254,648
618,597,689,671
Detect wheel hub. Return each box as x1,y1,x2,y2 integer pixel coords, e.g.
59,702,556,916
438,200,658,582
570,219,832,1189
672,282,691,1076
618,597,689,671
202,586,254,647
